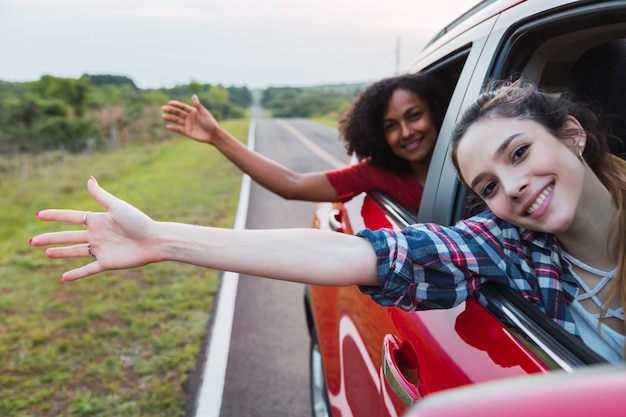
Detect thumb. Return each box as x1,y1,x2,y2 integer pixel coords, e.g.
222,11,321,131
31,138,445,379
87,176,121,212
192,94,202,110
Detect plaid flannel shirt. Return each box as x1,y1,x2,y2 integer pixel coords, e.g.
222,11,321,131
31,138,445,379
357,210,580,336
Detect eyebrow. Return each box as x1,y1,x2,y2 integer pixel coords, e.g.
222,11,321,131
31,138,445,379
468,133,521,190
495,133,521,158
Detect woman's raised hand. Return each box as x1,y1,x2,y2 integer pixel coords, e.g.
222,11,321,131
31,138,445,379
31,177,163,281
161,94,220,144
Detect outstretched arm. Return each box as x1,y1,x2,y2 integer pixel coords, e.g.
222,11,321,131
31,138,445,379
161,95,340,202
31,177,379,286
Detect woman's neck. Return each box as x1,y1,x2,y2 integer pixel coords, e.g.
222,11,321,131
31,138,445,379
557,169,618,270
410,156,432,186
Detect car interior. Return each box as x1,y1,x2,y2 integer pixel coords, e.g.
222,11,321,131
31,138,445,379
563,39,626,159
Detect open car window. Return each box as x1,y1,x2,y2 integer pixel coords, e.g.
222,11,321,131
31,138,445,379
456,4,626,368
367,47,471,224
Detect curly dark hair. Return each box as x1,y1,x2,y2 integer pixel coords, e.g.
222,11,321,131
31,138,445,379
339,73,445,173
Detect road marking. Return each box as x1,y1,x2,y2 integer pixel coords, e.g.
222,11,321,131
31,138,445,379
277,120,346,169
194,121,255,417
195,119,342,416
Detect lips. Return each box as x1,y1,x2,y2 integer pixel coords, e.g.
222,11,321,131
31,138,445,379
525,184,554,215
402,138,423,151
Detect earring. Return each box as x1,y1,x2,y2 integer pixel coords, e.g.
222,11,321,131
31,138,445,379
578,141,585,160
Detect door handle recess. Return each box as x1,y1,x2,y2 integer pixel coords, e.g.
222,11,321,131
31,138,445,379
382,334,421,405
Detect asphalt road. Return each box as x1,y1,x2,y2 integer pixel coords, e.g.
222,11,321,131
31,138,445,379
217,115,348,417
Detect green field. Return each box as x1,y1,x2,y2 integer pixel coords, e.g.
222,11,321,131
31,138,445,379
0,119,248,416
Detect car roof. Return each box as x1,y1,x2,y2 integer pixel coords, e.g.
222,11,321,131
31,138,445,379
424,0,524,48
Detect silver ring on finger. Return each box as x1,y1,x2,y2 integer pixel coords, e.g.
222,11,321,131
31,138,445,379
82,211,91,227
87,244,96,258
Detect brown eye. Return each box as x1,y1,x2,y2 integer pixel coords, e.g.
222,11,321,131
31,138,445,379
408,111,422,121
482,181,497,198
512,144,529,162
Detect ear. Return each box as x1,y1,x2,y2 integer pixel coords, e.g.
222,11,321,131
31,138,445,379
562,115,586,155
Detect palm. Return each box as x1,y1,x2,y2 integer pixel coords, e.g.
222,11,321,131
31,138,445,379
162,96,219,144
88,201,160,271
184,108,217,144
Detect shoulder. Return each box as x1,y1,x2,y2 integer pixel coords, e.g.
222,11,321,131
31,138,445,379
460,211,556,253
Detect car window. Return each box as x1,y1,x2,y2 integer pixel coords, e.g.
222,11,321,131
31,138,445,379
452,4,626,367
368,48,471,224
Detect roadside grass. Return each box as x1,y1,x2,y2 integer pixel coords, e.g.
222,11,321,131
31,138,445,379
310,113,340,129
0,119,248,416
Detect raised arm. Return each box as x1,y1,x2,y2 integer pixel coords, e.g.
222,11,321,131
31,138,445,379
31,177,378,286
161,95,340,202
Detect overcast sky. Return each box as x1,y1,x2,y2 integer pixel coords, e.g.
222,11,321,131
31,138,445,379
0,0,476,89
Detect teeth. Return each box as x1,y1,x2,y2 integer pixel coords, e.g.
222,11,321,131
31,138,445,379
526,185,553,215
403,139,421,148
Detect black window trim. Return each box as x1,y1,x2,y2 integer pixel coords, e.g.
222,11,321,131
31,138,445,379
477,283,607,370
367,191,417,228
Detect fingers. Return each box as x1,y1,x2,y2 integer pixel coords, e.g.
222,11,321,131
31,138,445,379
161,105,190,130
164,101,193,114
45,243,93,259
34,178,110,224
31,230,87,246
36,209,92,226
167,99,191,109
32,177,117,247
165,124,185,134
60,261,103,281
161,109,188,126
162,106,190,118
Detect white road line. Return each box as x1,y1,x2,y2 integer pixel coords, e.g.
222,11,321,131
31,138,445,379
194,119,342,417
194,120,255,417
277,120,346,169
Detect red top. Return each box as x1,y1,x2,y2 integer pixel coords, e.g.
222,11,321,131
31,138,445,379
325,159,423,212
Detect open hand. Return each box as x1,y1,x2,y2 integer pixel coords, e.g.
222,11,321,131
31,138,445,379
31,177,163,281
161,95,219,144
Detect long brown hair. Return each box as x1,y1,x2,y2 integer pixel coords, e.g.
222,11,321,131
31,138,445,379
450,80,626,339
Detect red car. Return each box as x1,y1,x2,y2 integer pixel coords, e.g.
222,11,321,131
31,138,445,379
403,362,626,417
304,1,626,416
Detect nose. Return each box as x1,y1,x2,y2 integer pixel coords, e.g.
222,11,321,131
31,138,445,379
400,122,412,138
501,175,528,199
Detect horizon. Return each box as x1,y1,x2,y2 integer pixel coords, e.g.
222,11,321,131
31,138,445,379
0,0,476,89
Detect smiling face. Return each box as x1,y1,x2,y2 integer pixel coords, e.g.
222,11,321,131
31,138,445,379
456,116,587,234
383,89,438,169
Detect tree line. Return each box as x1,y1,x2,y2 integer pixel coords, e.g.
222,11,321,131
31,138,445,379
261,84,364,118
0,74,253,154
0,74,364,157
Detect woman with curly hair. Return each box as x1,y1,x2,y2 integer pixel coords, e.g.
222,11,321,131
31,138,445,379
161,73,444,212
